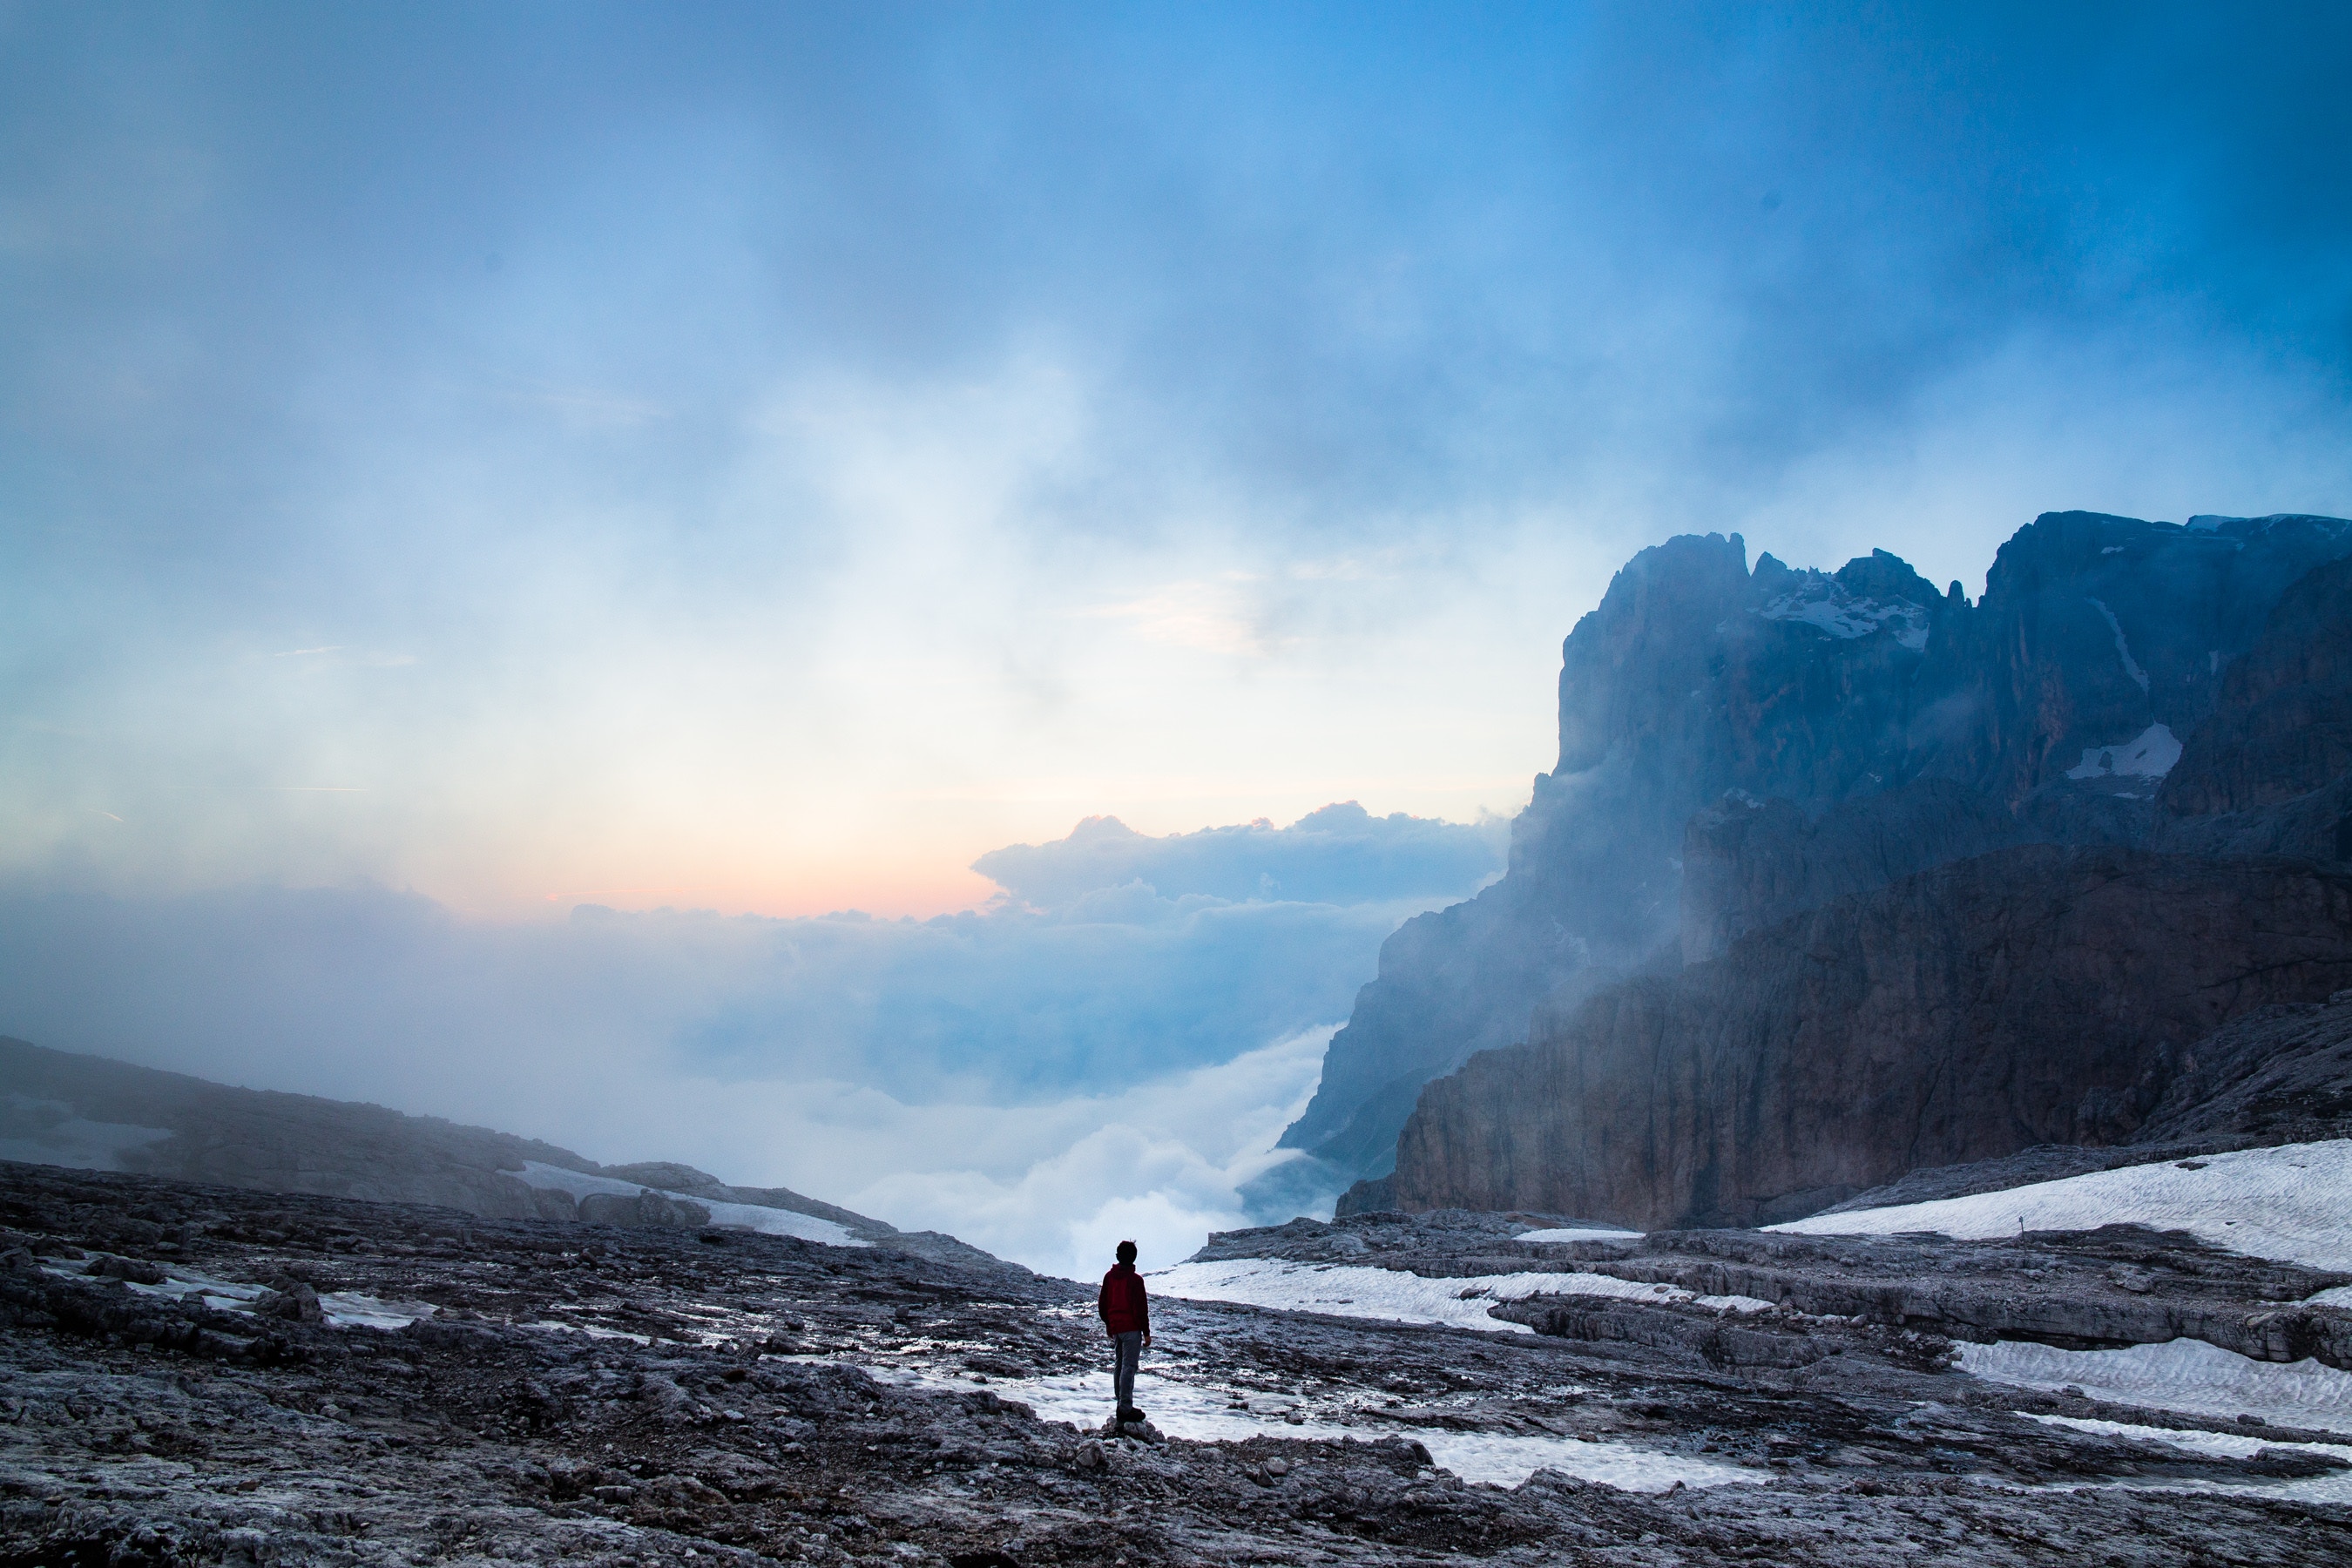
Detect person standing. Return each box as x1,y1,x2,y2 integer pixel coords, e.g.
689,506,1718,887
1098,1239,1150,1422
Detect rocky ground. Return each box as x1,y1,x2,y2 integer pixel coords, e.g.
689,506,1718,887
6,1163,2352,1565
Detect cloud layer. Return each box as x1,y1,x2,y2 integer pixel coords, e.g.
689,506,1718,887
974,801,1505,910
0,807,1494,1274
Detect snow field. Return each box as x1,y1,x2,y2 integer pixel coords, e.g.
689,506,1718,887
2025,1412,2352,1465
1960,1339,2352,1435
1768,1139,2352,1270
1149,1258,1758,1334
861,1360,1762,1492
514,1161,863,1247
2024,1414,2352,1507
47,1261,443,1330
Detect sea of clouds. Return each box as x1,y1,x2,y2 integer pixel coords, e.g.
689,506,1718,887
0,803,1502,1280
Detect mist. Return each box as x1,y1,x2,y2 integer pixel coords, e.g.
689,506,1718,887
0,807,1499,1275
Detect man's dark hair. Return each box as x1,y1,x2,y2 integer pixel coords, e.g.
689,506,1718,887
1116,1240,1138,1263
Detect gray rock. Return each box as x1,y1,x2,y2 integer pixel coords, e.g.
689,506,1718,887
578,1189,712,1230
2133,994,2352,1146
2153,774,2352,864
0,1036,1007,1265
7,1159,2350,1567
253,1281,323,1323
83,1253,166,1285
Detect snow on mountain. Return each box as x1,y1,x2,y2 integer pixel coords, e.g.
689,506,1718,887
2065,722,2183,781
1753,577,1933,650
1767,1139,2352,1271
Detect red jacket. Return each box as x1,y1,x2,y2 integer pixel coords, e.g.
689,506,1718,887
1098,1263,1149,1335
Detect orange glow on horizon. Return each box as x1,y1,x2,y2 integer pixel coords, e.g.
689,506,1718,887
517,863,1006,923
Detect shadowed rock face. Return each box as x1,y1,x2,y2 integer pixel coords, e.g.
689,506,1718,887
1678,778,2032,963
1284,536,1970,1176
2159,551,2352,819
1287,513,2352,1186
2135,994,2352,1148
1387,847,2352,1230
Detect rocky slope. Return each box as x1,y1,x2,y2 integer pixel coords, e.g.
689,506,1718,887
11,1160,2352,1567
1285,512,2352,1187
1383,851,2352,1228
2135,996,2352,1150
0,1037,984,1263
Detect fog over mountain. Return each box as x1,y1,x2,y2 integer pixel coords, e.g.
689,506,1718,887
0,807,1498,1279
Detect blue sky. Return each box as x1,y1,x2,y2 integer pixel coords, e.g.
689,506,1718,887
4,3,2350,1271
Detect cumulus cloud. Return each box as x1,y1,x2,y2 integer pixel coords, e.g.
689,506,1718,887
973,801,1504,910
835,1027,1337,1281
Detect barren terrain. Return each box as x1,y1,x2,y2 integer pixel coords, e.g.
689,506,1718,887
8,1163,2352,1565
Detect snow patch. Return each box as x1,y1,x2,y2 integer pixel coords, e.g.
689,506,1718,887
105,1266,440,1330
2065,722,2180,781
0,1093,172,1172
2026,1411,2352,1463
859,1360,1762,1491
2026,1413,2352,1505
1512,1227,1643,1245
2087,598,2151,692
1754,582,1930,651
512,1161,863,1247
315,1291,441,1330
1151,1257,1718,1334
1962,1339,2352,1436
1768,1138,2352,1270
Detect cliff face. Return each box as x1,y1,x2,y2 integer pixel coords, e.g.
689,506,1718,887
1290,511,2352,1185
1388,847,2352,1229
2158,551,2352,818
1282,536,1964,1174
1678,779,2030,963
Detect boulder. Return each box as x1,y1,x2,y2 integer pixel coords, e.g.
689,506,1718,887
578,1189,712,1229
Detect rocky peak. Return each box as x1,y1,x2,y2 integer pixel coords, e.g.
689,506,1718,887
1551,531,1755,777
1286,509,2352,1195
1964,510,2352,810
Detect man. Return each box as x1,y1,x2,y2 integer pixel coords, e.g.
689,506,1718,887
1097,1239,1150,1423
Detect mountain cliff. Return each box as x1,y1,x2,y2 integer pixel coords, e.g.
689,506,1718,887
1385,846,2352,1228
1287,511,2352,1188
1350,512,2352,1224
